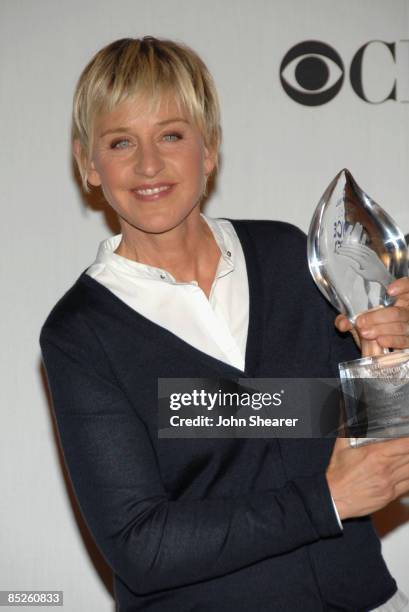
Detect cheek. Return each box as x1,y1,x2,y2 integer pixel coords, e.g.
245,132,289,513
179,146,206,180
97,157,129,186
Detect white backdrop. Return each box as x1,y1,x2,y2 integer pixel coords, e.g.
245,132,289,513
1,1,409,610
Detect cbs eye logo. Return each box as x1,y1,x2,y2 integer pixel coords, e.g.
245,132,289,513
280,41,344,106
280,39,405,106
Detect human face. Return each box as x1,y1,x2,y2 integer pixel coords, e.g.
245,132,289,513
85,96,216,235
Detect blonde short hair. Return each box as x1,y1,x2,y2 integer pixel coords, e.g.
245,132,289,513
72,36,222,192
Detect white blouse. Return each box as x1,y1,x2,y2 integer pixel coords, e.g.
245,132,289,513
86,215,248,372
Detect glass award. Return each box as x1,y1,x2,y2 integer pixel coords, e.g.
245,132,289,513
308,169,409,446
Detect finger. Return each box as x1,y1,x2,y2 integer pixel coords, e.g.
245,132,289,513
394,479,409,497
387,277,409,297
344,225,354,239
339,244,372,257
358,321,409,341
360,338,383,356
393,295,409,309
376,334,409,349
335,314,353,333
356,306,409,329
337,246,362,255
336,322,361,348
394,302,409,315
337,250,365,266
391,466,409,488
391,455,409,473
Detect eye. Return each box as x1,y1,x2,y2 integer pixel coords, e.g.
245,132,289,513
280,41,344,106
162,132,182,142
110,138,131,150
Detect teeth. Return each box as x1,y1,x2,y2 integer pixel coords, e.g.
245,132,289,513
135,185,171,195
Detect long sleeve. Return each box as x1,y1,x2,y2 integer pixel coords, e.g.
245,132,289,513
40,319,341,596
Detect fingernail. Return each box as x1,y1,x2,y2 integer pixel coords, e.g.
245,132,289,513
360,328,373,338
388,284,398,295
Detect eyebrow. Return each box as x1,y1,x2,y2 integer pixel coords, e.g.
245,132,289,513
100,118,189,138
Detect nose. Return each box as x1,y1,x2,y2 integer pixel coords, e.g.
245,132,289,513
133,139,165,177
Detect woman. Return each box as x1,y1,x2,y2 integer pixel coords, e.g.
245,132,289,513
40,37,409,611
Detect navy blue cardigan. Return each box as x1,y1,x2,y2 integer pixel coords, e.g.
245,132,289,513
39,220,397,611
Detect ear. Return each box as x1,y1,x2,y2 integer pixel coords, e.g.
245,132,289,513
203,144,217,177
72,139,102,187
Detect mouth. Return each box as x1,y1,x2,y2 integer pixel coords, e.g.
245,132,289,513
131,183,175,201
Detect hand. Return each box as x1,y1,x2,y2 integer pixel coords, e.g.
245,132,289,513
335,277,409,353
327,436,409,520
337,243,394,287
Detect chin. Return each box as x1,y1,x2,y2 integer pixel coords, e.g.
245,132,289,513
121,204,201,235
120,212,191,236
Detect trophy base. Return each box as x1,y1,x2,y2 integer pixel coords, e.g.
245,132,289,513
339,349,409,448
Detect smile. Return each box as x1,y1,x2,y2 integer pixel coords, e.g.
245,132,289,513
135,185,171,195
132,183,175,201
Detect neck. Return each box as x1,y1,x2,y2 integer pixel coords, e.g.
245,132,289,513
114,209,221,284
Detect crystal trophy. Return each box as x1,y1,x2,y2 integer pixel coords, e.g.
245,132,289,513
308,169,409,446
